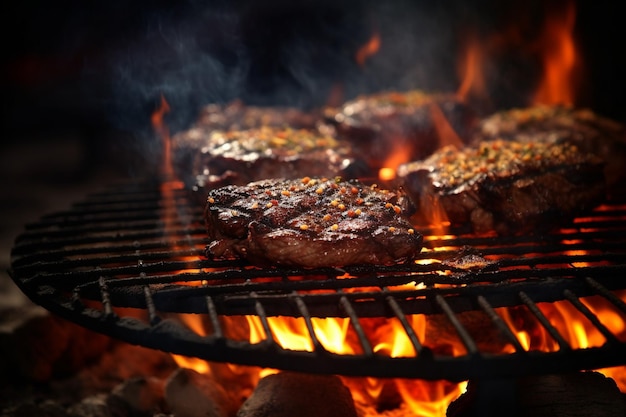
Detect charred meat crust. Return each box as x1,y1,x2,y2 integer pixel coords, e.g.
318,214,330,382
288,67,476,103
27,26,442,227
473,105,626,199
398,140,606,235
325,90,477,170
205,177,423,267
173,126,370,192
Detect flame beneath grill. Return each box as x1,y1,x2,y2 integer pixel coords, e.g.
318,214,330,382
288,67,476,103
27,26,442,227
149,4,626,413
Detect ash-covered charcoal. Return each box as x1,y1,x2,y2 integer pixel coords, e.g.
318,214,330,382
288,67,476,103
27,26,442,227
173,126,371,199
324,90,477,171
474,105,626,200
204,177,423,268
397,139,606,235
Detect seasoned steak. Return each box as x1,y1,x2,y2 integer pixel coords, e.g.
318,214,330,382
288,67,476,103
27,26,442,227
397,140,606,235
205,177,423,267
173,126,370,193
194,100,319,131
325,90,476,171
474,105,626,199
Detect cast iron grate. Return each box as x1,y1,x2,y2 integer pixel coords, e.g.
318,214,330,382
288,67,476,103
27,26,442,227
9,180,626,381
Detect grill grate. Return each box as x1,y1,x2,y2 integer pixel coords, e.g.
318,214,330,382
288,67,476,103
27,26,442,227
9,180,626,380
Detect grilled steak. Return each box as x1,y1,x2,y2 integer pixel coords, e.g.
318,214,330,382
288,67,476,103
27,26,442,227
397,139,606,235
173,126,370,196
473,105,626,199
204,177,423,267
194,100,319,131
325,90,476,171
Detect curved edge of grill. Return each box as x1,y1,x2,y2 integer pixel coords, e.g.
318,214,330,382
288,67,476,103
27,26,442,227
8,180,626,380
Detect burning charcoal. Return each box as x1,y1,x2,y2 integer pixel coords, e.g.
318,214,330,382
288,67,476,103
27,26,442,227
0,400,67,417
164,368,237,417
448,371,625,417
236,371,357,417
66,394,112,417
109,376,166,416
0,305,112,382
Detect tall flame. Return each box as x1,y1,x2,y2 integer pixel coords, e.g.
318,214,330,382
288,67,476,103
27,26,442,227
532,0,578,105
456,34,487,103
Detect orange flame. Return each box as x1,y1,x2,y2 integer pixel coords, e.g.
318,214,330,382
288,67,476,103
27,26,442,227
456,34,487,103
355,31,381,67
533,1,578,105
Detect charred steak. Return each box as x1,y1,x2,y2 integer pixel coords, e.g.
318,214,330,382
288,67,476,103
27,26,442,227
205,177,423,267
473,105,626,199
397,139,605,235
173,126,370,193
193,100,320,131
325,90,476,170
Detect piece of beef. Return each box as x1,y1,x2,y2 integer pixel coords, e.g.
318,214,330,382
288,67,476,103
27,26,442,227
397,139,606,235
173,126,371,199
324,90,477,171
473,105,626,200
193,100,320,132
204,177,423,267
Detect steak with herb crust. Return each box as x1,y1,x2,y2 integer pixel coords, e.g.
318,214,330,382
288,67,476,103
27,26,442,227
473,105,626,199
398,139,606,235
173,126,370,198
204,177,423,267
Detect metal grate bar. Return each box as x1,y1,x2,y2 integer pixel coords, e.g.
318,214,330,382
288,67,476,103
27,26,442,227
563,289,622,345
292,293,326,353
205,295,223,339
435,294,478,355
99,276,115,319
476,295,526,352
338,293,374,356
585,276,626,315
252,295,275,347
144,285,160,325
518,291,571,351
384,289,424,355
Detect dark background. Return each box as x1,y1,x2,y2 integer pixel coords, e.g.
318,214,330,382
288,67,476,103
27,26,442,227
0,0,625,173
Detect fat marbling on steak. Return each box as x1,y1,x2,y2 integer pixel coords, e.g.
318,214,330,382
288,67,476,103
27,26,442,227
397,139,606,235
204,177,423,267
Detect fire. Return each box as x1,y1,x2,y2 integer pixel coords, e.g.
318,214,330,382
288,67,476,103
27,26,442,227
378,141,412,181
532,0,578,106
455,0,579,108
456,34,487,103
355,31,381,67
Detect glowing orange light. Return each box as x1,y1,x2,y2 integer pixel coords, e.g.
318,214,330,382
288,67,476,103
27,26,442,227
355,31,381,67
456,34,487,103
378,142,412,181
533,0,578,105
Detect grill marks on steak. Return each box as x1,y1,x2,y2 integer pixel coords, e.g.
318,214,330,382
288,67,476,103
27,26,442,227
398,140,606,235
205,177,423,267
